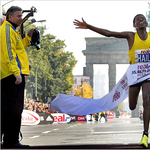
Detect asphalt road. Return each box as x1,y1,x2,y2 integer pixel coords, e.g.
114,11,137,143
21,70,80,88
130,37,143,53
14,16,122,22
20,117,146,147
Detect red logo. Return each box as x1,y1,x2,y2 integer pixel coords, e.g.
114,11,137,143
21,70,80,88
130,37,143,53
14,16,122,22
76,115,86,121
51,113,71,124
120,80,125,85
21,110,40,125
141,50,149,54
138,64,148,69
53,114,65,122
113,91,120,102
107,114,114,119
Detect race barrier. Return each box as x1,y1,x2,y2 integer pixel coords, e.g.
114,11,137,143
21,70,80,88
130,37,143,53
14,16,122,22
21,110,40,125
69,115,78,122
51,113,71,124
21,110,80,125
21,110,113,125
38,112,54,124
107,114,114,119
76,115,87,121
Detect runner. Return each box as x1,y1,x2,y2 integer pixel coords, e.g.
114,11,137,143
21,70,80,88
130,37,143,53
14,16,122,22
73,14,150,148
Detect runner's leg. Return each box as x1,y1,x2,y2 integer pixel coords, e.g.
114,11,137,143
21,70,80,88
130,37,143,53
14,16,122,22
129,85,141,110
142,82,150,134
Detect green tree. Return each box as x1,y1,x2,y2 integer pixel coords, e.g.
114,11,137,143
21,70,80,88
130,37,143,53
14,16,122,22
24,20,77,102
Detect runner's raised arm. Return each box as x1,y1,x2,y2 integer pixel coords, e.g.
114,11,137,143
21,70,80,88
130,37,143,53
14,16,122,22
73,18,134,49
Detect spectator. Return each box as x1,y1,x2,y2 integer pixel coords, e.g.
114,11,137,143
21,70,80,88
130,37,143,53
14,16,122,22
24,98,50,113
99,112,107,122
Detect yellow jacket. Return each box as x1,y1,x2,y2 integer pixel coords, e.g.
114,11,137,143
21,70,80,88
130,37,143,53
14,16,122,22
99,112,106,116
0,20,31,79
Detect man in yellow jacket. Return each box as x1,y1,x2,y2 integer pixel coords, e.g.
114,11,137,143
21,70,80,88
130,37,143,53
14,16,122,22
1,6,34,148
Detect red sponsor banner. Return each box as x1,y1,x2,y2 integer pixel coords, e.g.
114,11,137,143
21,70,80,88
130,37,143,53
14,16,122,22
107,114,114,119
76,115,86,121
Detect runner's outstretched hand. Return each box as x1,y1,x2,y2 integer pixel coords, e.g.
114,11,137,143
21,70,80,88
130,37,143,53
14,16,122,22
73,18,88,29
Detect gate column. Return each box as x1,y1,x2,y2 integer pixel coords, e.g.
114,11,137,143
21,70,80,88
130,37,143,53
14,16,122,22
109,63,116,92
83,63,93,88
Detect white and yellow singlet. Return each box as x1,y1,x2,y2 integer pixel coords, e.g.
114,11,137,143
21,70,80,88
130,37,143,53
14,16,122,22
129,32,150,64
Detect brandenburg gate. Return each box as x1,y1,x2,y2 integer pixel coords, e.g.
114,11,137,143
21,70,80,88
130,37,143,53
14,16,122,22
83,37,129,91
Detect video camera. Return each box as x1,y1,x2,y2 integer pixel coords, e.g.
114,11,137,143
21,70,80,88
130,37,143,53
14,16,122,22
31,29,41,50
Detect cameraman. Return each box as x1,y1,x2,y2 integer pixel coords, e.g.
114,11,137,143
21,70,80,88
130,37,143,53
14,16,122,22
1,6,35,148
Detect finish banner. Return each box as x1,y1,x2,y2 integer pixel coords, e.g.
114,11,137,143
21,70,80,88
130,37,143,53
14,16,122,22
50,63,150,116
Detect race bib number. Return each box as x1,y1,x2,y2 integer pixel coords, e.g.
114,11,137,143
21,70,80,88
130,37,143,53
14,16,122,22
135,49,150,63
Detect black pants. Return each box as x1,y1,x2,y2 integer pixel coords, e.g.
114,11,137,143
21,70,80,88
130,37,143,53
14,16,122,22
1,74,25,144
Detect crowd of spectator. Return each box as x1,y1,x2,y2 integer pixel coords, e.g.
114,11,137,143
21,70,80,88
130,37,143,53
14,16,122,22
24,98,50,113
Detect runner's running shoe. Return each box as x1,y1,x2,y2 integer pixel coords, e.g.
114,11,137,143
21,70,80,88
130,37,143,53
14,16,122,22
139,135,148,148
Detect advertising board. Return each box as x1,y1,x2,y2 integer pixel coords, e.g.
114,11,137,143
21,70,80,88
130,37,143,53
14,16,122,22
51,113,71,124
38,112,54,124
76,115,86,121
107,114,114,119
21,110,40,125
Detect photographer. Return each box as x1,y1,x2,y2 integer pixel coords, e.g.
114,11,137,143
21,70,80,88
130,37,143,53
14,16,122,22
1,6,35,148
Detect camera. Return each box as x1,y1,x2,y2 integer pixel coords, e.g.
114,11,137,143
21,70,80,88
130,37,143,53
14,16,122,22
31,29,41,50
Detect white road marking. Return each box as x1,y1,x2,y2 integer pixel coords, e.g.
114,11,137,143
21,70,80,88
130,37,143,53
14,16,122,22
66,124,78,129
66,126,75,128
42,131,51,134
93,130,141,134
52,128,59,131
29,135,39,138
